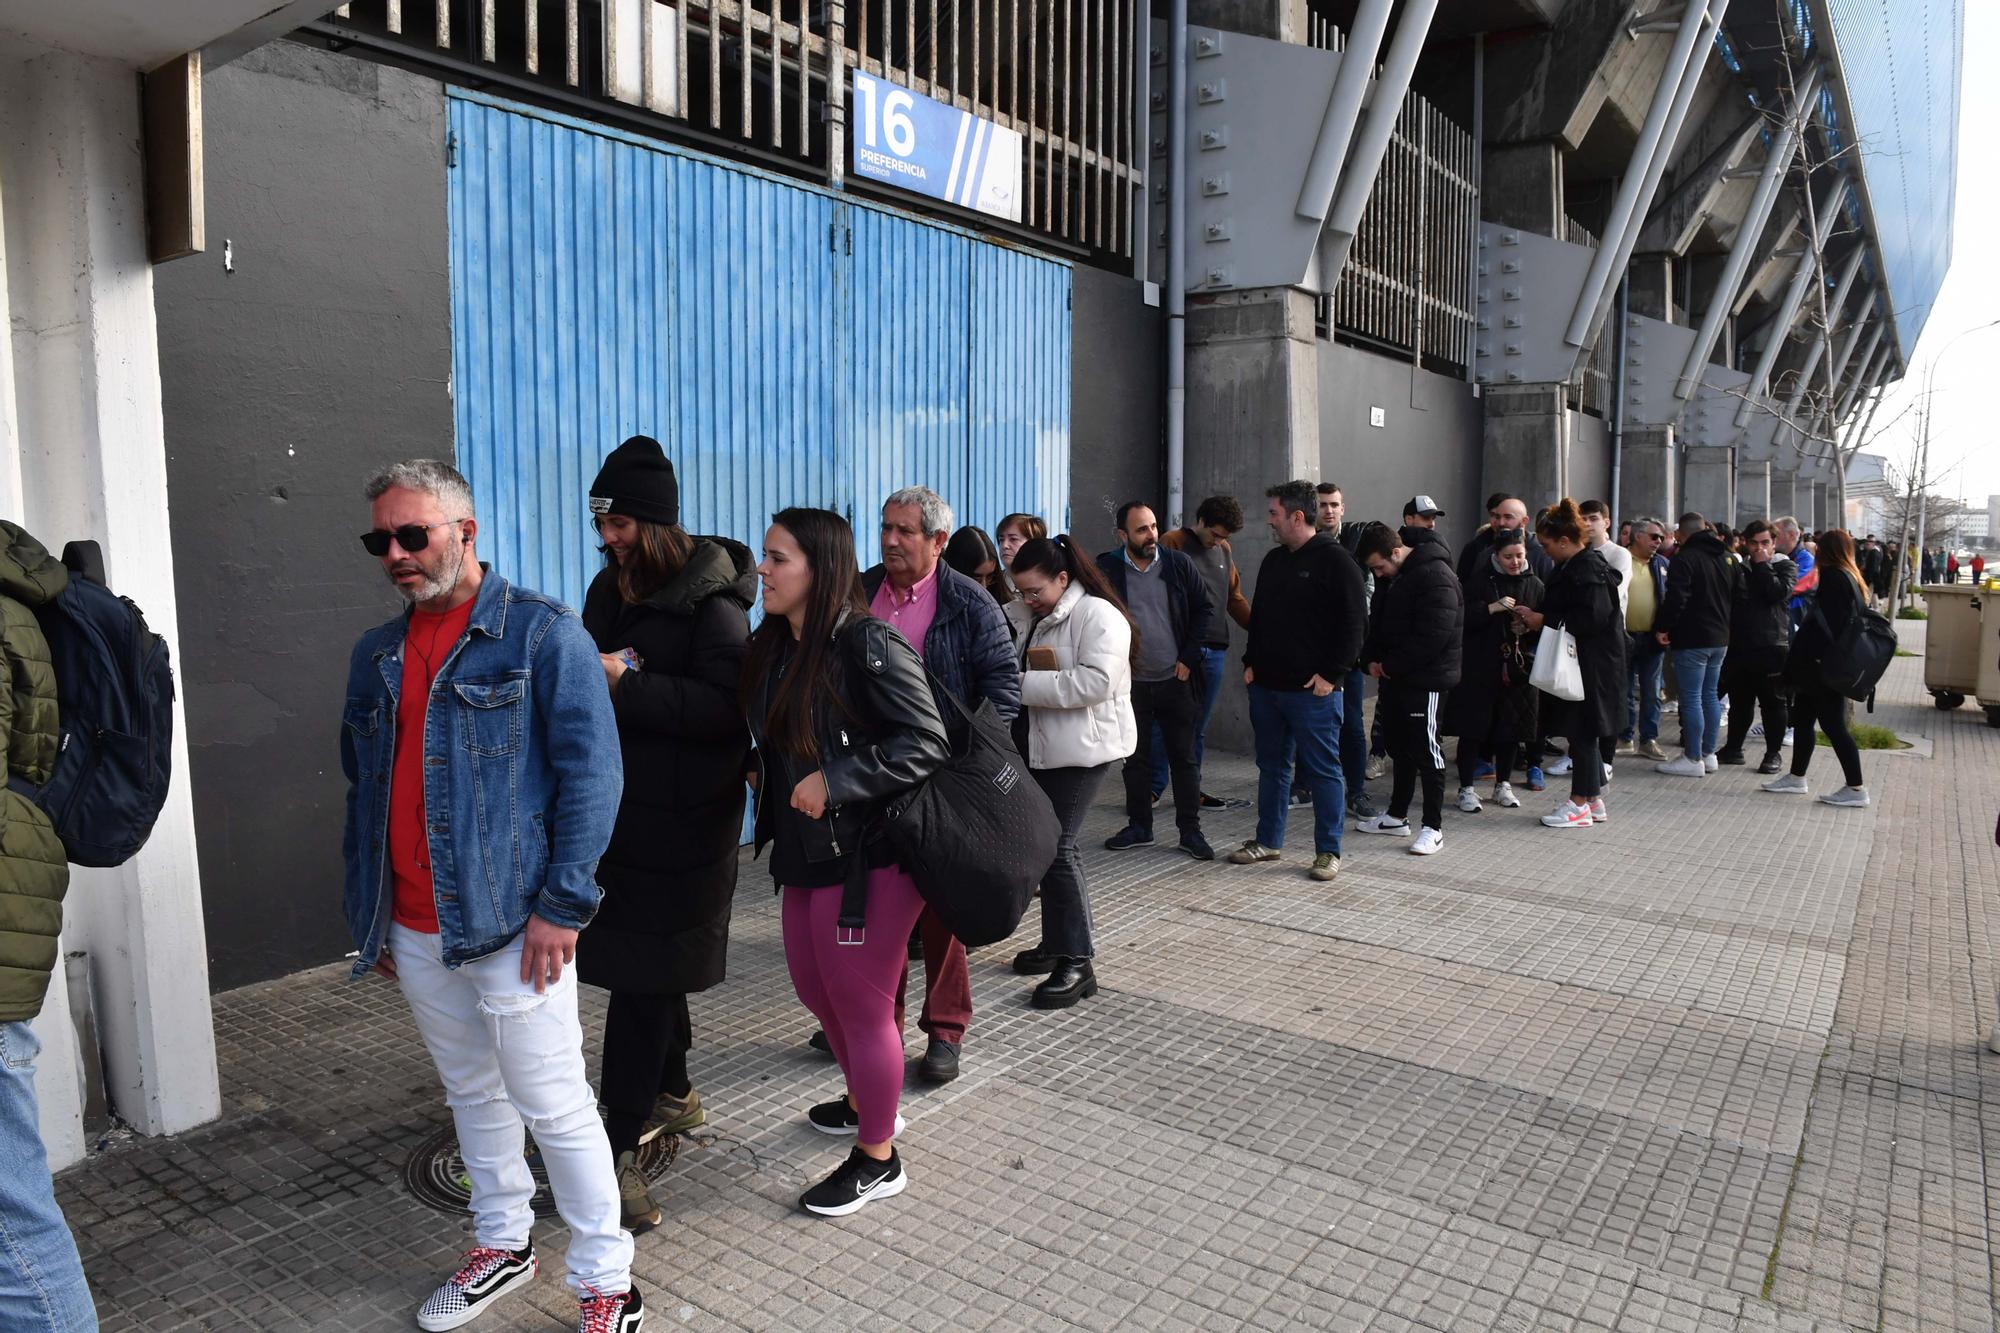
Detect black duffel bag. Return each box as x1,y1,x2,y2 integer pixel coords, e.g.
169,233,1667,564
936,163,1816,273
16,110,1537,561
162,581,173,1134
840,672,1059,948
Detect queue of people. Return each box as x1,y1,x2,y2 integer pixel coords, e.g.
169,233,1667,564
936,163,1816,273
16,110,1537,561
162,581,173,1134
332,443,1884,1332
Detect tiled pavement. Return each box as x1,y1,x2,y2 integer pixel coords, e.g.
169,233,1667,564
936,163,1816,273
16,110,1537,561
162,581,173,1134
55,620,2000,1330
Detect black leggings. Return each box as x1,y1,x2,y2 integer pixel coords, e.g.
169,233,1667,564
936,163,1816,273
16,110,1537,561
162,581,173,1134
1722,662,1788,757
601,990,694,1155
1791,682,1864,788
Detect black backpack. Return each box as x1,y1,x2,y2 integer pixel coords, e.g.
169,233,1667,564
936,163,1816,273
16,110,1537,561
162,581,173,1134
842,673,1059,948
1813,596,1897,703
8,542,176,867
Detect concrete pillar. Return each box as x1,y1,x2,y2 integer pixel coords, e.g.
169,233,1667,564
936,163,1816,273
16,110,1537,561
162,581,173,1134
1626,255,1676,323
1481,383,1568,507
1186,287,1320,750
1683,446,1734,526
0,50,220,1156
1188,0,1309,40
1770,469,1801,524
1482,142,1565,237
1619,427,1676,524
1738,458,1772,523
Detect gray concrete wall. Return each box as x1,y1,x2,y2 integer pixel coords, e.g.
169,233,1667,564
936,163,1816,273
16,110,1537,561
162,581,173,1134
155,42,453,990
1070,266,1164,537
1567,410,1612,507
1318,340,1484,549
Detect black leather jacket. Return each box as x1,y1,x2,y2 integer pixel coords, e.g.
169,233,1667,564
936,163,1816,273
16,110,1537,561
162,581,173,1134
747,612,949,867
1730,554,1797,664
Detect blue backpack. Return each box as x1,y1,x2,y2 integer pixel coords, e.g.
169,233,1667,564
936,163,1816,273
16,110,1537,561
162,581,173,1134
8,541,176,867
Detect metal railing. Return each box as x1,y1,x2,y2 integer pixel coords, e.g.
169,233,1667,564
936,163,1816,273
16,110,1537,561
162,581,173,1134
1319,89,1479,376
322,0,1143,259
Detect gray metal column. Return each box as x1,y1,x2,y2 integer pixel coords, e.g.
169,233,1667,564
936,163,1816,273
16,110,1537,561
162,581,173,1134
1292,0,1392,224
1316,0,1441,291
1832,322,1885,421
1735,177,1848,424
1675,65,1821,401
1786,286,1870,420
1566,0,1729,348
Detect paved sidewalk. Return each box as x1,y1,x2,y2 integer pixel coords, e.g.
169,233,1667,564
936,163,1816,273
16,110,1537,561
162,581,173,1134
54,623,2000,1331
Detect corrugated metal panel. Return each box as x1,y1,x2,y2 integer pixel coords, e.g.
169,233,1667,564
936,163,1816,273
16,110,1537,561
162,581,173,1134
448,91,1071,610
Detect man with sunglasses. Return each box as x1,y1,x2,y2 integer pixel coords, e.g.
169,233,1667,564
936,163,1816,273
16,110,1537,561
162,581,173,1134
340,460,643,1333
1617,517,1671,761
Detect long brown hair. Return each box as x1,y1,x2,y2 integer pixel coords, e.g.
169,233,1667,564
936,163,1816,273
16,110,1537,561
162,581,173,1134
1814,528,1870,604
602,518,694,603
945,525,1015,605
741,507,870,759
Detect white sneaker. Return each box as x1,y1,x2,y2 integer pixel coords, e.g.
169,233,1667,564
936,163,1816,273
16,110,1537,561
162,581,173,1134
1703,753,1719,773
1815,785,1870,808
1761,773,1809,795
1546,755,1575,776
1601,762,1614,785
1588,796,1607,823
1457,786,1483,813
1364,754,1388,780
1409,826,1444,856
1356,813,1412,835
1987,1023,2000,1056
1491,781,1520,808
1655,756,1707,777
1540,800,1594,829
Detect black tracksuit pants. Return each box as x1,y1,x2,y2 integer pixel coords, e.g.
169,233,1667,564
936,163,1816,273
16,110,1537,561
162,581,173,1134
1721,655,1788,758
1380,680,1446,831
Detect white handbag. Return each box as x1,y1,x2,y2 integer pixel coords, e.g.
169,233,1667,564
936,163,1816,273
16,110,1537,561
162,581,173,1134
1530,624,1586,702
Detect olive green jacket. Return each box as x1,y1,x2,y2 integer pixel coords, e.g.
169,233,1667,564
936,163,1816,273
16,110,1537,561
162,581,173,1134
0,523,70,1024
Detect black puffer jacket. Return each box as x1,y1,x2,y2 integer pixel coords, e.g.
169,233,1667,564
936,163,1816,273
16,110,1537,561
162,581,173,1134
748,612,950,872
578,537,754,995
1445,555,1543,745
1540,547,1628,738
1729,554,1797,673
1657,530,1736,649
1361,529,1462,690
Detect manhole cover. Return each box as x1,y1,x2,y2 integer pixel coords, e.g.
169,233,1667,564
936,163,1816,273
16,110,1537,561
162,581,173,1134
404,1123,680,1217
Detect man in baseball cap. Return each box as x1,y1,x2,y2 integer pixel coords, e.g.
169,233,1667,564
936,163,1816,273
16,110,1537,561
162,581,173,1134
1403,496,1445,529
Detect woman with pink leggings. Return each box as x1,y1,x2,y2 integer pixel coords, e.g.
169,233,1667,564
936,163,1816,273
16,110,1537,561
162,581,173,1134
742,507,949,1218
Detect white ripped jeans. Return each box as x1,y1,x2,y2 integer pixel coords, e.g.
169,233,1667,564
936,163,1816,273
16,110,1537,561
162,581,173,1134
389,923,632,1298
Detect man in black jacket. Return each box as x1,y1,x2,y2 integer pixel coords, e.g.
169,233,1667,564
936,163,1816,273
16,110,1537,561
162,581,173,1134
1352,523,1463,854
1458,495,1553,582
1653,512,1735,778
1097,502,1217,861
1716,520,1796,773
1227,481,1368,882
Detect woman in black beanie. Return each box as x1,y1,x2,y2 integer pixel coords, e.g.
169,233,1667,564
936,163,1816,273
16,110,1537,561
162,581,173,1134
577,434,756,1235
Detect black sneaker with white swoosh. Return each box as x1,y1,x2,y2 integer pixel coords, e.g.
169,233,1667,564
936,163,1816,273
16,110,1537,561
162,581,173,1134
800,1147,907,1217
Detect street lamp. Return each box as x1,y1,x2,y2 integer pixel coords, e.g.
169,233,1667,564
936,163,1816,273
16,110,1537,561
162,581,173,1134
1900,317,2000,607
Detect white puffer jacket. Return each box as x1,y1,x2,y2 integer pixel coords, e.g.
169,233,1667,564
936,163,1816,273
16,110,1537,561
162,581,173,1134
1018,582,1136,770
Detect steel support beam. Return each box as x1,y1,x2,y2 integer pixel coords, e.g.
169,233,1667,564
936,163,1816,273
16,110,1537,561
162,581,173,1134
1293,0,1392,222
1675,64,1820,401
1316,0,1441,292
1735,176,1848,424
1565,0,1728,347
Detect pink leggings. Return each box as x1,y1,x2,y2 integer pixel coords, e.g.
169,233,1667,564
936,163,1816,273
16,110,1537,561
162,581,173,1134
781,865,927,1143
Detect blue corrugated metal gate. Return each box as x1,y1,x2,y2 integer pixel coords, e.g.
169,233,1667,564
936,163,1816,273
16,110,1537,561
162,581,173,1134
446,91,1071,610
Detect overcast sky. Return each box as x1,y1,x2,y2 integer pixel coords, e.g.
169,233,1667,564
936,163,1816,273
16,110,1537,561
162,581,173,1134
1856,3,1997,508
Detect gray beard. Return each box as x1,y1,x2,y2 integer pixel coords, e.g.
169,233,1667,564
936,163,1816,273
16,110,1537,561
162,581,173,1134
393,539,466,605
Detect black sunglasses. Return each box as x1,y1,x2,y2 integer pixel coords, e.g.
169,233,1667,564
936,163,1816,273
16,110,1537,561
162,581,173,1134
359,519,467,557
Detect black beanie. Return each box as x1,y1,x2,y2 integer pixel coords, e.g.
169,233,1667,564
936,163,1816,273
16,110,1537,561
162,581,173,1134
590,435,680,526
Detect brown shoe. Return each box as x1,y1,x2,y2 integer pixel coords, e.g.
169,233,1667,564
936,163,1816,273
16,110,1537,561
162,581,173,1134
638,1088,705,1145
615,1150,661,1234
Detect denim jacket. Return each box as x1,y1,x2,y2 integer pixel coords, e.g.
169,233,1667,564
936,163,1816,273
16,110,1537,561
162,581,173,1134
340,568,621,977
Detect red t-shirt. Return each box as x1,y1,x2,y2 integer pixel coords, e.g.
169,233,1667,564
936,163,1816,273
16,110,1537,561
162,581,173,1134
389,598,476,933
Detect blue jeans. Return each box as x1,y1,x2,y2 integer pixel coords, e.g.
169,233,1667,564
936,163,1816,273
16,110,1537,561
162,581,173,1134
1151,645,1228,794
0,1024,96,1332
1341,667,1368,794
1672,645,1727,760
1624,639,1664,742
1248,684,1345,855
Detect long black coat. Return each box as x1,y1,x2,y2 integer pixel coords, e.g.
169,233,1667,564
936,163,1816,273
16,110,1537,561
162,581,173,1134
1361,530,1463,690
1444,556,1544,745
1539,548,1628,739
578,537,755,995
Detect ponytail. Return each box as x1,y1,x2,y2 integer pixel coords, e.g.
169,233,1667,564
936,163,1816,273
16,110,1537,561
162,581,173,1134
1011,534,1139,661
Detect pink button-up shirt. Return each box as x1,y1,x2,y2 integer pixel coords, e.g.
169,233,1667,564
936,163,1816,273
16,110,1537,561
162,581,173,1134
870,561,941,662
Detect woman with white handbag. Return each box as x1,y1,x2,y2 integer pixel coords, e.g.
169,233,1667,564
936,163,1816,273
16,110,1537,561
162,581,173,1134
1510,499,1627,829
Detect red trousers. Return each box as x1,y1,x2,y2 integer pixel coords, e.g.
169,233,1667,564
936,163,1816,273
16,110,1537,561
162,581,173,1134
891,905,971,1044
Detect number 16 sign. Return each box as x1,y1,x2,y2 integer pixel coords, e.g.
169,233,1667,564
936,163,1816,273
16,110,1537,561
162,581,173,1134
850,71,1024,224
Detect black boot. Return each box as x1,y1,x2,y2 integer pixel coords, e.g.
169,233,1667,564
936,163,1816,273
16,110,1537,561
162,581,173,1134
1715,746,1746,765
1012,945,1054,976
1757,751,1785,774
1031,960,1098,1010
